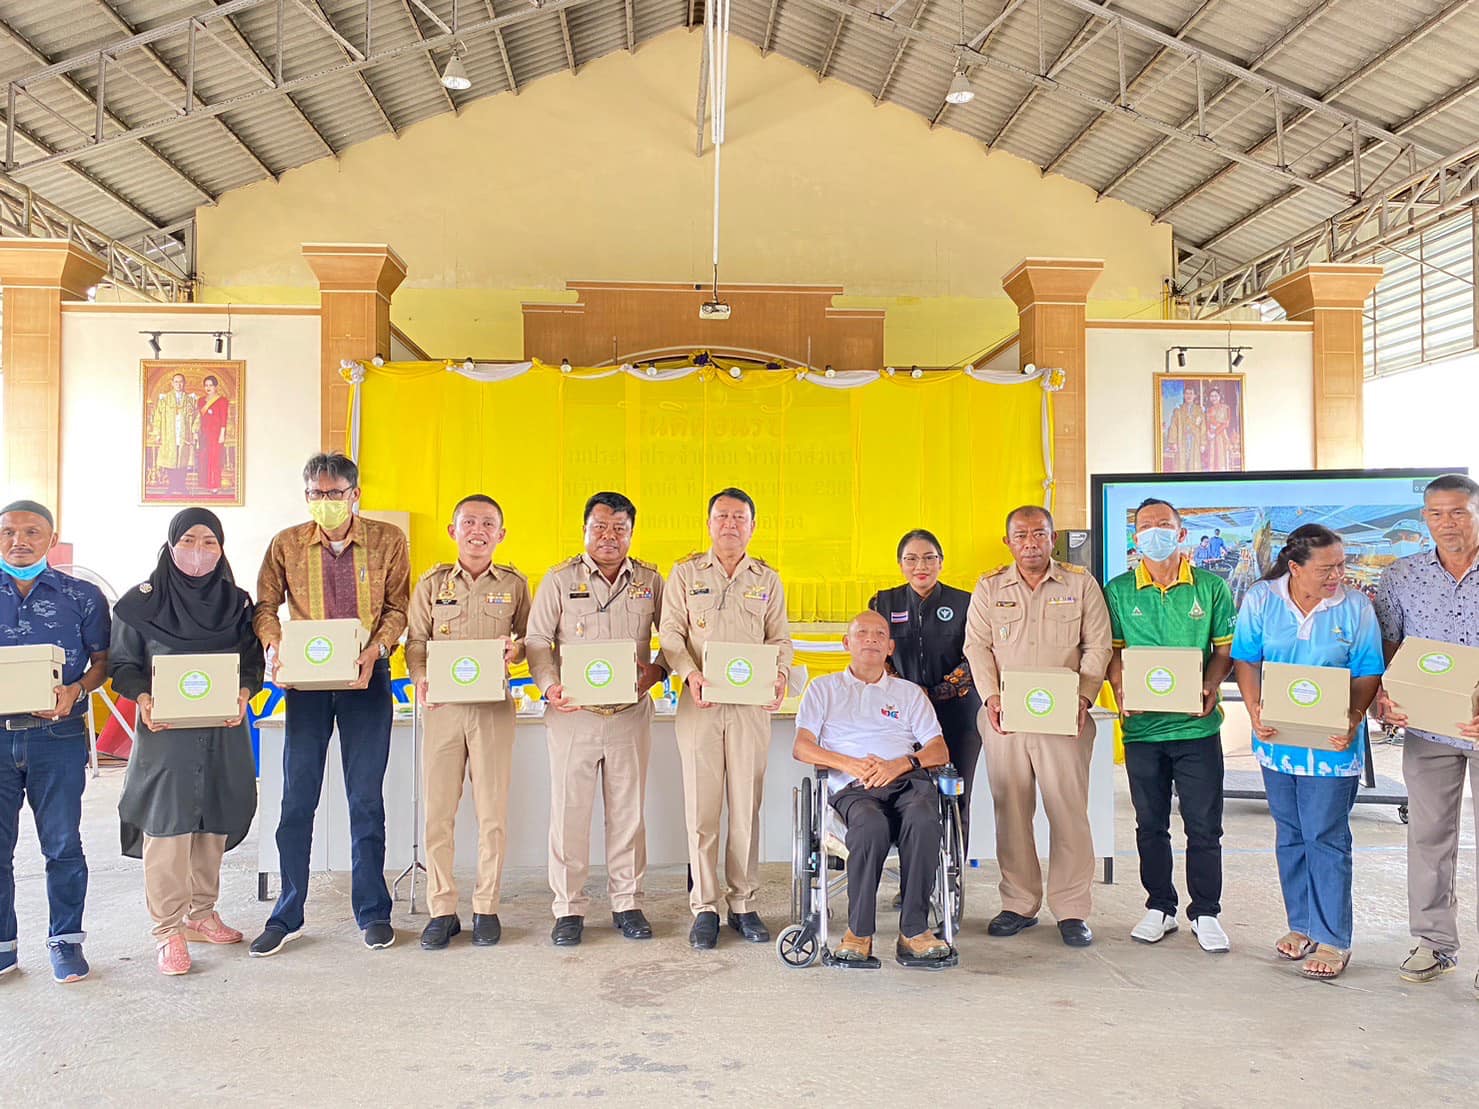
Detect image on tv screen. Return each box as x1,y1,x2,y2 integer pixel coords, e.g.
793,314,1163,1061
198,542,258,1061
1092,469,1467,610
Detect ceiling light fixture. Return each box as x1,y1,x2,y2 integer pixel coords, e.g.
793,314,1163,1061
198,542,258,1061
440,47,471,92
946,69,974,105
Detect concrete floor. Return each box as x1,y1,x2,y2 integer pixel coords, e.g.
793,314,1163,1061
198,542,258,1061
3,741,1476,1107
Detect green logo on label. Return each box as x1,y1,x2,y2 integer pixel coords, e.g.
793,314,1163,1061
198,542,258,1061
1025,688,1055,717
452,657,480,685
1145,667,1176,696
304,636,334,665
1288,679,1322,708
585,659,614,688
179,670,211,701
725,657,754,686
1419,652,1454,675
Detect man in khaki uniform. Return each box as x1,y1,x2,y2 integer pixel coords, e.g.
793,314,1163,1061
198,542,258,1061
660,487,793,950
525,492,666,947
963,505,1112,948
405,495,530,951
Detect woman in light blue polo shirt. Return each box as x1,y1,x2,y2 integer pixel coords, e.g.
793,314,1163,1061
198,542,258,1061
1231,524,1384,981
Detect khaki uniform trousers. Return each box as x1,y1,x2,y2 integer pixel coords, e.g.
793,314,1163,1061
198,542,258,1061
674,695,770,916
545,699,652,918
423,700,517,917
981,714,1095,921
142,832,227,940
1404,732,1479,953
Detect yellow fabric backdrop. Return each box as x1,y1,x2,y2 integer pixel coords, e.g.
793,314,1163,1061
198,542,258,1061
356,367,1045,621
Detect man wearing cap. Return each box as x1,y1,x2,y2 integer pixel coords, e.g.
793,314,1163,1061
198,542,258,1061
405,494,530,950
0,500,110,984
660,487,793,950
525,491,666,947
963,504,1112,948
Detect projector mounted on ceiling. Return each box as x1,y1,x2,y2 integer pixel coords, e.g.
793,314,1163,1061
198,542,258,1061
699,300,731,321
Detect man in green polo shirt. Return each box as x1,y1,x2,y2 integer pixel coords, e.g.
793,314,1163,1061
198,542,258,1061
1105,497,1235,953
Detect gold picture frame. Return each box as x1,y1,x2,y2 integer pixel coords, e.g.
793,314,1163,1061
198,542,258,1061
141,359,246,505
1155,372,1245,474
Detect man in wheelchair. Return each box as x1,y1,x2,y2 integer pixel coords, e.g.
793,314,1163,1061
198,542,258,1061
792,610,955,968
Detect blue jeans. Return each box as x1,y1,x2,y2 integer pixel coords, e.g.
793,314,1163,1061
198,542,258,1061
1262,768,1359,949
268,662,393,932
0,719,89,950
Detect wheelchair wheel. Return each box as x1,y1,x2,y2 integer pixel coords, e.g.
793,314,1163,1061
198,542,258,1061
776,923,819,969
931,798,965,934
791,784,815,921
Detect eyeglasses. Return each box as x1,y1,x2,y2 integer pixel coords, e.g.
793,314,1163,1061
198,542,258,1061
306,488,354,501
900,554,941,568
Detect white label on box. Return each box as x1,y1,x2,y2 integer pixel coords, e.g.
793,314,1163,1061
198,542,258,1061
451,656,480,685
1288,678,1323,707
1025,688,1056,717
725,657,755,687
178,670,212,701
304,637,334,665
1145,667,1176,696
584,659,614,689
1419,651,1454,675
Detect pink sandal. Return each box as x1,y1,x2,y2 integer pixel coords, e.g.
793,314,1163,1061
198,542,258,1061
157,935,192,976
183,912,243,945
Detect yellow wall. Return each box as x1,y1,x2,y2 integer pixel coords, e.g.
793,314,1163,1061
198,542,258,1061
197,29,1169,360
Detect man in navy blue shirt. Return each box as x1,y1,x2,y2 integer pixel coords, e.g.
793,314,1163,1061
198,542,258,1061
0,500,109,984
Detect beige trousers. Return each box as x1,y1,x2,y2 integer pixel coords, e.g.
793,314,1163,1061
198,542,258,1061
674,695,771,916
545,700,652,918
1404,732,1479,953
980,715,1095,921
142,832,227,941
423,700,517,917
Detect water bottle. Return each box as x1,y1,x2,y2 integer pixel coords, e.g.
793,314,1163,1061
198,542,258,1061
936,762,963,797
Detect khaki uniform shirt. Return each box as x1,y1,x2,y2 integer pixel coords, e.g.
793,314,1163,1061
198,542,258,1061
963,559,1113,705
524,554,665,694
404,561,531,684
659,550,794,683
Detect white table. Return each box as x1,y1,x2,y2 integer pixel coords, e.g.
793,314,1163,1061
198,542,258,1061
255,708,1117,900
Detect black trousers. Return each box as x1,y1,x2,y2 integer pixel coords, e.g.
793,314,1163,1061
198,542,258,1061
832,772,941,938
935,696,982,854
1123,733,1225,919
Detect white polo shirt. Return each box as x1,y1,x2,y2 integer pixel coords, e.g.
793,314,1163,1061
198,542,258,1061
795,667,943,790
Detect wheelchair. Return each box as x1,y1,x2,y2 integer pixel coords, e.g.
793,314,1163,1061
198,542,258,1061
775,760,966,970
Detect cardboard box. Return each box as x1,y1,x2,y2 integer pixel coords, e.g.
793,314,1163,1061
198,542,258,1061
1260,661,1350,749
560,640,638,707
426,638,507,704
1121,646,1205,714
702,641,780,706
277,619,369,690
1000,667,1081,735
151,653,241,727
0,644,64,716
1384,636,1479,743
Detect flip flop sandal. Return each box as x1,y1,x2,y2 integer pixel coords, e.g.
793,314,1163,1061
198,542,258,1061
1300,945,1352,980
1275,931,1317,961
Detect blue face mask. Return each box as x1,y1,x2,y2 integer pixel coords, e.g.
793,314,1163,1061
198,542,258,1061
0,555,47,582
1134,527,1181,563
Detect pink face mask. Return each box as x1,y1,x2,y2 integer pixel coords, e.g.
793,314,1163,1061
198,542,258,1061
171,545,221,578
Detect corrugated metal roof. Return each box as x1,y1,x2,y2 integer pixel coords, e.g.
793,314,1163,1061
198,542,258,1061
1,0,1474,293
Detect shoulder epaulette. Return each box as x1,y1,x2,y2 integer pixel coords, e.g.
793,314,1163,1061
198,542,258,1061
676,550,705,564
493,561,526,579
630,556,658,572
417,562,453,583
750,556,772,569
548,555,583,574
981,564,1009,580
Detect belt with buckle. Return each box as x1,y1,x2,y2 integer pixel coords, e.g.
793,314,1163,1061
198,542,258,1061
583,704,629,717
3,714,55,731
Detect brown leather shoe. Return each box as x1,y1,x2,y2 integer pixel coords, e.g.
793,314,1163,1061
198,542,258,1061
835,930,873,961
898,931,951,960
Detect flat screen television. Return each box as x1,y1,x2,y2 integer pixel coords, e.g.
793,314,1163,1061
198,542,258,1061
1090,467,1467,610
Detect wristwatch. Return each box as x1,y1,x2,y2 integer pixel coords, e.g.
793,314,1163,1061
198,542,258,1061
376,642,389,660
907,755,922,771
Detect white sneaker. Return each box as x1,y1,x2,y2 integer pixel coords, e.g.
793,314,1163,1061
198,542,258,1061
1131,909,1178,944
1191,915,1231,953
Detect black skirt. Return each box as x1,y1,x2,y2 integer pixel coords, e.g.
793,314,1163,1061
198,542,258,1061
118,720,257,859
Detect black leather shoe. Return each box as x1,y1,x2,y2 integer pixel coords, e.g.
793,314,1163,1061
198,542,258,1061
471,913,502,947
612,909,653,940
689,911,720,950
987,910,1039,937
1059,918,1094,947
551,916,584,946
419,915,461,950
727,911,771,943
363,922,396,949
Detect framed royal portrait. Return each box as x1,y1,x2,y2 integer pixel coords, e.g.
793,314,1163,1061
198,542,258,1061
141,359,246,505
1154,373,1245,474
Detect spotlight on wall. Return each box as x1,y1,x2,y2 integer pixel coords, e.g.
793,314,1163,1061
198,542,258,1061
212,332,224,355
440,46,471,91
910,366,923,379
560,359,572,373
1022,361,1037,376
1231,349,1246,368
144,331,162,358
1176,347,1188,368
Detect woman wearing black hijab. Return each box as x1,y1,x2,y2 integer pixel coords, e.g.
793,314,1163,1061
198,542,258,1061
109,508,262,976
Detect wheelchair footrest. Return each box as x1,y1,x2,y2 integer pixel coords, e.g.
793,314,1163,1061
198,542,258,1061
896,947,959,971
821,947,881,970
